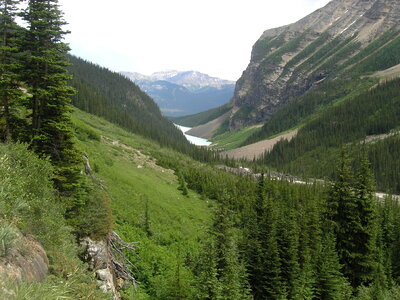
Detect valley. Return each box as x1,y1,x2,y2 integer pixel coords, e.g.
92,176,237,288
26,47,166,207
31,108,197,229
1,0,400,299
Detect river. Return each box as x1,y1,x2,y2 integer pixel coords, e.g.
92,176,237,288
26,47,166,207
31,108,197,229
175,124,212,146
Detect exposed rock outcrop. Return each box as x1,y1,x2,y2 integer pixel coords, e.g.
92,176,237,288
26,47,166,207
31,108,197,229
80,237,121,300
80,232,137,300
0,235,49,283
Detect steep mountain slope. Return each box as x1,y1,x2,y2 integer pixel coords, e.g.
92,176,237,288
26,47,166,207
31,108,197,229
121,71,235,116
204,0,400,132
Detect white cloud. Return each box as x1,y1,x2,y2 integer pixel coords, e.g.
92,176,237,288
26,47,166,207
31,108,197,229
59,0,331,80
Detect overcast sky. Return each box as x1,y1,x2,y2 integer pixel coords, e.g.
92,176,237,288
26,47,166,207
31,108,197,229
58,0,331,81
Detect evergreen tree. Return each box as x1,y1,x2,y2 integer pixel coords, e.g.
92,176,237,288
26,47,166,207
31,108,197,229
195,238,221,300
262,221,284,299
21,0,83,200
294,249,315,300
0,0,24,141
352,152,379,287
277,207,300,298
247,174,267,298
168,246,194,300
177,169,188,196
315,230,349,299
326,150,356,281
260,181,284,299
327,150,378,288
212,192,251,299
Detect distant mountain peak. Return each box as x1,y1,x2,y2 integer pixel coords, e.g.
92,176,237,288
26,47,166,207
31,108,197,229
150,70,181,80
120,70,235,89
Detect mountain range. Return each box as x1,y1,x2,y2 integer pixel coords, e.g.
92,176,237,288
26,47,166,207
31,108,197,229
120,70,235,116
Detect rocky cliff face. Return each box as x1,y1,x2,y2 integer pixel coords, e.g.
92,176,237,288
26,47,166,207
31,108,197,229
228,0,400,129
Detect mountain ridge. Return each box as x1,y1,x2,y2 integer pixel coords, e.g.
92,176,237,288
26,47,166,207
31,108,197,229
202,0,400,130
121,70,235,89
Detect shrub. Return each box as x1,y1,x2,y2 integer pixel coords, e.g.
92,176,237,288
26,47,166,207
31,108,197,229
0,223,20,257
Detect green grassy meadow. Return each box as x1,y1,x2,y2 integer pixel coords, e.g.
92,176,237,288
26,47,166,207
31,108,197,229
72,109,213,298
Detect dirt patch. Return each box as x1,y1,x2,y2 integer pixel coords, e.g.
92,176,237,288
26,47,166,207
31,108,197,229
363,131,399,144
186,110,232,139
221,129,298,160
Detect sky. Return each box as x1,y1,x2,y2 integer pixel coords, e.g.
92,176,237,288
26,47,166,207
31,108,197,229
58,0,331,81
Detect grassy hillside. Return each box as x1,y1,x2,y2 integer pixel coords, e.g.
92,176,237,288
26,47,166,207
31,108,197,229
72,109,213,298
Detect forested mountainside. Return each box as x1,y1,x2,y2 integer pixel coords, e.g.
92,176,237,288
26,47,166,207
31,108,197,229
256,77,400,193
170,103,232,127
121,71,234,117
197,0,400,133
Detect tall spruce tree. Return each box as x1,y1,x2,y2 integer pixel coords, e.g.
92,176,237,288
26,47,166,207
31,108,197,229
212,191,251,300
277,207,300,298
315,230,349,299
260,181,284,299
0,0,24,141
327,150,378,288
196,238,221,300
247,174,266,298
21,0,83,201
326,150,356,283
353,152,380,287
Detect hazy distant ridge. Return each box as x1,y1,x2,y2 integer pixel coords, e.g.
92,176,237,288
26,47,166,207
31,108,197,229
120,70,235,116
